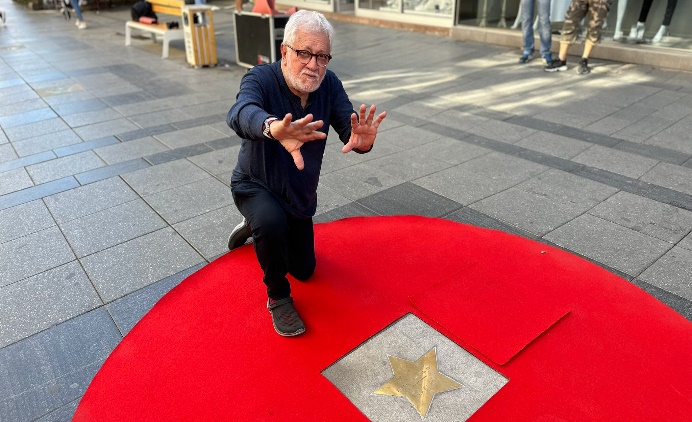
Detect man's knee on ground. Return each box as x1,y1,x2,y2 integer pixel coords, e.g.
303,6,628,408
290,259,316,281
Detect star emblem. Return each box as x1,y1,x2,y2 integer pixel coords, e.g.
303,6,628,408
374,347,462,417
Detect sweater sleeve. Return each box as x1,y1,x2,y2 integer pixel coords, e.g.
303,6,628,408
226,67,274,141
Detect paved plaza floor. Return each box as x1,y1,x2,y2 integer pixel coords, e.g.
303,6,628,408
1,0,691,419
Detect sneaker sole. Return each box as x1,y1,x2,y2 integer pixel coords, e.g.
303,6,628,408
227,219,251,251
544,66,567,72
273,325,305,337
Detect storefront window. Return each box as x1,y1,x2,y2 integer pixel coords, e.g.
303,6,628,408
360,0,453,16
456,0,691,50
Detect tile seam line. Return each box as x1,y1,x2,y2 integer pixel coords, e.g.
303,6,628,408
413,120,692,212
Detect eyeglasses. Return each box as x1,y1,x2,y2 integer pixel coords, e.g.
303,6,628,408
285,45,332,67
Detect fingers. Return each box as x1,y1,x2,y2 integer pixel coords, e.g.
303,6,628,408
291,149,305,170
341,140,355,153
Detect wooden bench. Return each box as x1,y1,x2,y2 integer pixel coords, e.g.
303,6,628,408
125,0,185,59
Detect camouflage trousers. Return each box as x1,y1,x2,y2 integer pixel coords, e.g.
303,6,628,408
560,0,613,45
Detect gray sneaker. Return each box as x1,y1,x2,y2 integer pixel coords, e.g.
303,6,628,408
227,218,252,251
577,58,591,75
267,297,305,336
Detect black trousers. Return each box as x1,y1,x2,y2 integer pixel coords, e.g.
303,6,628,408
639,0,677,26
231,181,316,300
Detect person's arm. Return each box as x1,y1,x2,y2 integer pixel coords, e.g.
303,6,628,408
226,69,274,141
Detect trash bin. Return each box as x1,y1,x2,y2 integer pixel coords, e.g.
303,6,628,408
233,11,289,68
182,5,217,68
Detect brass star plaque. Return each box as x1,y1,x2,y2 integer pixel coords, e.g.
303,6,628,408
374,347,462,417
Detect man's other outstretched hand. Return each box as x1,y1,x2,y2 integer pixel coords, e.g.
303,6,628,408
272,113,326,170
342,104,387,154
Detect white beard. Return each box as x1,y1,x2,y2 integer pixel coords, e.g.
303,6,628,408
285,69,324,95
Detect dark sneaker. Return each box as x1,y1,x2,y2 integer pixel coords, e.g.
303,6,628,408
518,53,532,64
228,218,252,251
544,59,567,72
267,297,305,336
542,53,553,65
577,58,591,75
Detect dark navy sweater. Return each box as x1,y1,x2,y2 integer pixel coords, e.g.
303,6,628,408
227,61,355,219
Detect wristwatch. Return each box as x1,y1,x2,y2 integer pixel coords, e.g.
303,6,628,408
262,117,278,139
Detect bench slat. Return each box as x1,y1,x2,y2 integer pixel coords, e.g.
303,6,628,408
152,5,183,16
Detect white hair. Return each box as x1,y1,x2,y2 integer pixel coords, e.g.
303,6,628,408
283,10,335,50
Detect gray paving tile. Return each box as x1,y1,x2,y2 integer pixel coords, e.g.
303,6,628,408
313,201,379,223
631,278,692,322
0,167,33,197
408,136,491,166
612,115,674,142
0,144,18,165
470,169,618,236
0,99,47,119
205,135,242,151
121,158,210,196
589,191,692,244
0,107,57,129
357,182,462,217
73,118,141,142
514,130,591,160
33,399,79,422
75,158,151,185
186,146,240,177
427,109,488,132
115,124,178,142
50,98,109,117
0,226,75,288
366,149,455,181
314,183,354,216
62,108,125,129
0,150,56,174
465,119,537,144
127,108,191,129
60,199,167,258
107,264,203,335
94,136,170,165
544,213,673,276
319,162,407,202
0,176,79,212
416,152,547,206
612,140,690,165
101,91,159,107
153,125,229,150
0,308,120,422
54,136,120,158
639,246,692,301
571,145,660,179
144,177,233,225
4,118,70,143
0,261,101,348
641,162,692,196
173,205,239,261
43,177,139,224
679,232,692,251
12,130,84,157
81,227,204,302
644,118,692,155
0,200,54,244
444,207,544,243
144,143,215,165
26,151,105,185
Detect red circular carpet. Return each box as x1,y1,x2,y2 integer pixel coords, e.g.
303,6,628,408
73,216,692,421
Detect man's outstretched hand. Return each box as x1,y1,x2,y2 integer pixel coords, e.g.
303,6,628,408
271,113,326,170
342,104,387,154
